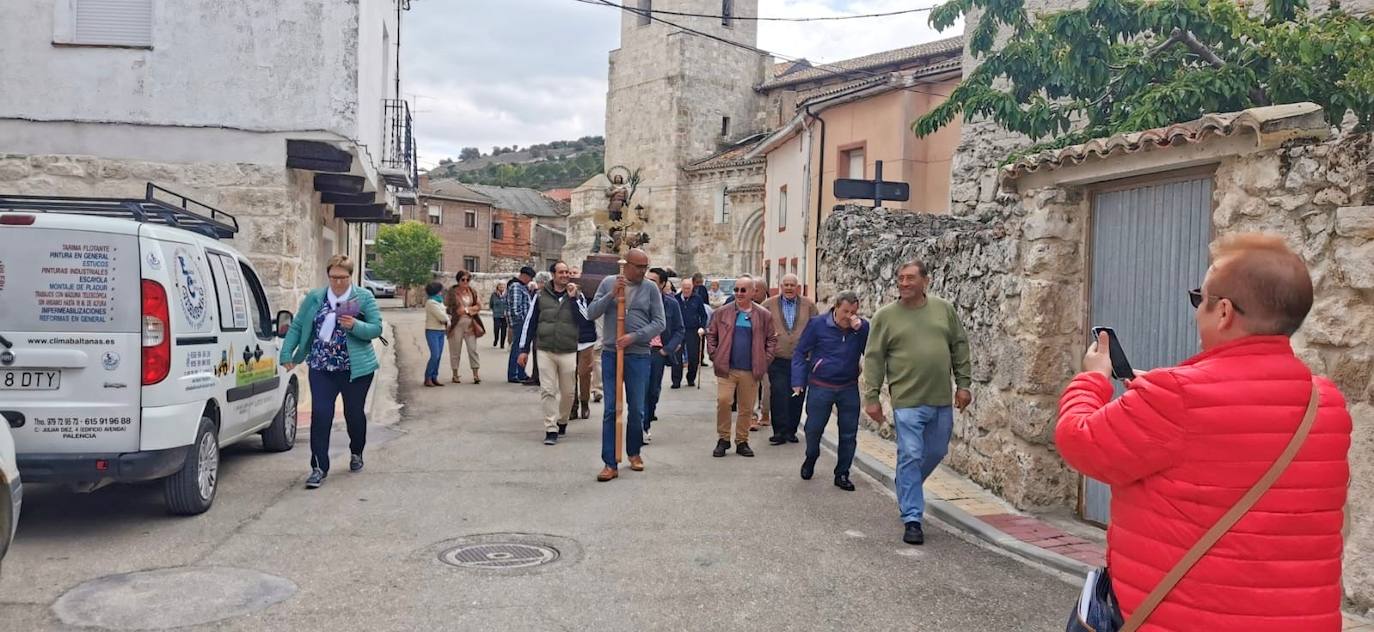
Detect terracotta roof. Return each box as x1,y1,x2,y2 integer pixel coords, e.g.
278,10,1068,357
684,135,769,172
542,188,573,203
1002,103,1331,182
759,36,963,90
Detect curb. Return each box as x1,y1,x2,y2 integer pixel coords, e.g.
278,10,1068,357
821,432,1094,578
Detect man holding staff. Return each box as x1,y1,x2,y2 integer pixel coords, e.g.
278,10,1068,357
585,248,665,482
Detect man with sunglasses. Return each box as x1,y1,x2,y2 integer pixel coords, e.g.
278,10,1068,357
1056,233,1351,630
705,275,778,458
585,248,666,482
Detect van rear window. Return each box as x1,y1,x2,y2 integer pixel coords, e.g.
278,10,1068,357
0,227,139,333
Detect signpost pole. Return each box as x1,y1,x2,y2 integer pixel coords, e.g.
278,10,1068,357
873,160,884,208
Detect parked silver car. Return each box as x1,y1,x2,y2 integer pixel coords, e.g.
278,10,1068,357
363,271,397,298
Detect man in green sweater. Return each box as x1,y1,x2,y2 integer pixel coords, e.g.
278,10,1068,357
863,260,972,545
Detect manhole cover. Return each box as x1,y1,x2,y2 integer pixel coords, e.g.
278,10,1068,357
441,543,559,569
52,566,296,630
429,533,579,574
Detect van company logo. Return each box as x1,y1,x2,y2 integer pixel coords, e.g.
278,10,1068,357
173,248,208,327
146,251,162,270
102,351,120,371
0,350,13,366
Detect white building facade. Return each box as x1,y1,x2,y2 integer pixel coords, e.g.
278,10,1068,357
0,0,417,307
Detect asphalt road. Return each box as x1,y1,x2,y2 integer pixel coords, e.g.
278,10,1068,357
0,307,1076,631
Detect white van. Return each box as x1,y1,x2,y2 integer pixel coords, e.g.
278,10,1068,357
0,184,298,515
0,421,18,573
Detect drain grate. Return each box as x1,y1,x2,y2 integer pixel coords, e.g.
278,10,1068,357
441,543,559,569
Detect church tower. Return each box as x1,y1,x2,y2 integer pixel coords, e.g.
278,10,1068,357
573,0,767,273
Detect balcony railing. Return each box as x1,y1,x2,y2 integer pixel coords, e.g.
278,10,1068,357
382,98,417,190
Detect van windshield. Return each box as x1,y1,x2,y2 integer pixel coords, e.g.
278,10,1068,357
0,227,140,333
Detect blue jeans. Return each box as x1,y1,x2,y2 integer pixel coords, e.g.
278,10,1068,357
645,350,668,430
507,320,529,382
308,369,373,475
803,384,860,476
424,330,446,381
601,351,649,469
893,405,954,524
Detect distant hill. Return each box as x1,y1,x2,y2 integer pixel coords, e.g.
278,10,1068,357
427,136,604,190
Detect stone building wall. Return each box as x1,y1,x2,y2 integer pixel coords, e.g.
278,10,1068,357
0,153,333,311
679,164,766,277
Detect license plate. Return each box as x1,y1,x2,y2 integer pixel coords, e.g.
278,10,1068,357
0,370,61,390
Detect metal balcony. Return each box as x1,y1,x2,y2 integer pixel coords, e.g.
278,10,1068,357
381,98,418,189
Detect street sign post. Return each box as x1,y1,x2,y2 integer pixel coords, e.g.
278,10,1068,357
833,160,910,207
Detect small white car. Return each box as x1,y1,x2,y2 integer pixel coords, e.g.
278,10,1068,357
0,421,19,574
0,184,299,515
362,271,396,298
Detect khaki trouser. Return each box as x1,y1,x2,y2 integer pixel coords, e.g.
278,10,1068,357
537,349,577,432
717,369,757,444
448,318,479,374
577,347,602,402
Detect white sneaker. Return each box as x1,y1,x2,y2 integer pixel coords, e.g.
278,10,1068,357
643,430,652,443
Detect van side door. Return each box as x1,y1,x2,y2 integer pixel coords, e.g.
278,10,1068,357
203,249,267,438
236,259,282,427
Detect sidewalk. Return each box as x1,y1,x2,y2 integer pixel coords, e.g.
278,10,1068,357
823,424,1374,629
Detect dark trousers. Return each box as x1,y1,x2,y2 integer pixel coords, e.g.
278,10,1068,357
768,358,805,439
308,369,374,475
804,384,860,477
493,317,508,347
507,321,529,381
645,350,668,430
678,329,702,386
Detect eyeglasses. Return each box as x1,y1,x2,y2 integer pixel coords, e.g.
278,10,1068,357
328,275,351,281
733,288,749,294
1189,288,1244,314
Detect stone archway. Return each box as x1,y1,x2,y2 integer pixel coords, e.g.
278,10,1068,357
735,207,765,277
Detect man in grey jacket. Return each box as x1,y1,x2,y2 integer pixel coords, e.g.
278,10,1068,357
585,248,666,482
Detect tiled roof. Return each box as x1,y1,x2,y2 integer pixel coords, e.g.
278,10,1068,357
760,36,964,90
684,136,768,172
1002,102,1331,182
465,184,566,217
542,188,574,203
423,180,493,205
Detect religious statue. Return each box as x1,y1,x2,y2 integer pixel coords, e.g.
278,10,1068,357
594,166,650,255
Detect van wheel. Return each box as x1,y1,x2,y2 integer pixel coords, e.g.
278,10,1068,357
262,383,298,452
164,417,219,516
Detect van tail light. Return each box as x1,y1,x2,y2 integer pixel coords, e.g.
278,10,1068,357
141,279,171,385
0,214,36,225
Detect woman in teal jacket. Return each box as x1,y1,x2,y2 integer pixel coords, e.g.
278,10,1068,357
279,255,384,489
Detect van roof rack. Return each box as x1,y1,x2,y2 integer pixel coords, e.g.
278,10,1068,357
0,183,239,239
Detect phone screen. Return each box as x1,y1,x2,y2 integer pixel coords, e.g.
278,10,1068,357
1091,327,1134,380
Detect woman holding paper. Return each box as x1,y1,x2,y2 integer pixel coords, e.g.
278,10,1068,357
279,255,384,490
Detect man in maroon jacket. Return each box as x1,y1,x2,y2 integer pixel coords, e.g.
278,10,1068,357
705,275,778,458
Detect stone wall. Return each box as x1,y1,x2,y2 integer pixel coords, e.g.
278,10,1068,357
0,153,333,311
817,204,1079,508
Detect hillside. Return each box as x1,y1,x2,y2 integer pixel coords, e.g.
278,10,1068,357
427,136,604,190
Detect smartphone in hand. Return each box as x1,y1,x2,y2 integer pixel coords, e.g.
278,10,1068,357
1091,326,1134,380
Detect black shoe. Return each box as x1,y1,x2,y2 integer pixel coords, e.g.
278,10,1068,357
349,454,364,472
768,435,786,446
687,382,696,387
787,435,799,444
670,384,681,389
593,393,603,403
800,459,815,480
834,475,855,491
735,442,754,457
305,468,326,489
544,432,558,445
522,379,539,386
557,423,568,436
712,439,730,457
903,522,925,545
569,401,580,420
730,404,737,412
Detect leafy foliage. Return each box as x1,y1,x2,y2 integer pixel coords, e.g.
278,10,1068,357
913,0,1374,161
427,136,606,188
372,221,443,295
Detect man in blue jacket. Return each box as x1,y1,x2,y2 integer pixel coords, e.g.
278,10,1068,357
676,276,709,387
792,291,869,491
643,267,683,442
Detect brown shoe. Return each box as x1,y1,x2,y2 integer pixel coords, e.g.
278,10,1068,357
596,466,618,482
423,380,434,387
628,456,644,471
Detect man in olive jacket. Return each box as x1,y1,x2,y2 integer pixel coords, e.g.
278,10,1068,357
760,273,819,445
518,261,591,445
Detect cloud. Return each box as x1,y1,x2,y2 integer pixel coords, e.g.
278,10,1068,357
404,0,962,168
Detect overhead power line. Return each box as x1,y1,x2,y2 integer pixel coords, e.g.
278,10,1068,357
575,0,955,99
568,0,937,21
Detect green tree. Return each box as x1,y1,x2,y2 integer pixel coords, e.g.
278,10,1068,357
373,221,442,306
914,0,1374,161
458,147,481,161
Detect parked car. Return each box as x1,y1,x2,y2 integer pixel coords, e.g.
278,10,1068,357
0,420,19,574
0,184,298,515
363,271,396,298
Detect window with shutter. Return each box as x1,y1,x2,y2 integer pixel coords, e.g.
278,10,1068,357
714,187,728,224
65,0,154,48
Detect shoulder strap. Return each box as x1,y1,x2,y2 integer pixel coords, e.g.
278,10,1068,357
1122,379,1322,632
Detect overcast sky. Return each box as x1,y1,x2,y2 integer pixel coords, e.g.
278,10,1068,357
402,1,962,168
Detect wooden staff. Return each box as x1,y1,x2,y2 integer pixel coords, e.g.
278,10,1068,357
614,258,627,464
696,328,705,390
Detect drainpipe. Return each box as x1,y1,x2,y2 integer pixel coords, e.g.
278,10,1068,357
804,104,826,299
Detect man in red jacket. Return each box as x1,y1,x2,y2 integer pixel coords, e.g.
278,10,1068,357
705,275,778,458
1056,233,1351,631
